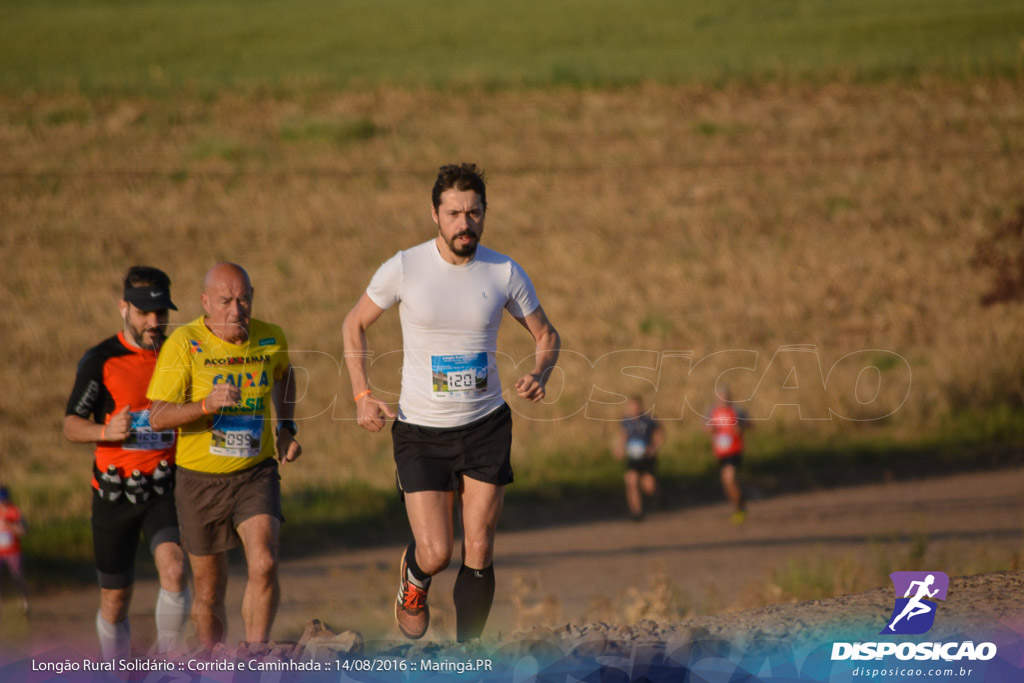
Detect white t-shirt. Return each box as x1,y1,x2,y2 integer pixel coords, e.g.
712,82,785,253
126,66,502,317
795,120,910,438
366,240,540,427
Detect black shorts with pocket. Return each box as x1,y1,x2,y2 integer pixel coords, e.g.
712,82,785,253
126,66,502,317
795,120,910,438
392,403,514,494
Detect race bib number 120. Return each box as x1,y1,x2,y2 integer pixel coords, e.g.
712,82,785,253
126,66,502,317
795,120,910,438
432,353,488,399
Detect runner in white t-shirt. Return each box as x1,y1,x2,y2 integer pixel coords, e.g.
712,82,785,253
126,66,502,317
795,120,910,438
342,163,560,642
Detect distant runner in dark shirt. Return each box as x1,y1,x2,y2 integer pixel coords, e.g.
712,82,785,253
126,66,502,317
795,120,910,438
613,396,664,521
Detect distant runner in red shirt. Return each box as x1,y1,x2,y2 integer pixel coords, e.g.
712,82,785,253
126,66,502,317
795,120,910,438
705,387,749,524
64,266,189,659
0,486,30,617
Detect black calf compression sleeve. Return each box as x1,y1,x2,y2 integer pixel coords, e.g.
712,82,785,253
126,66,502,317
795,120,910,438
453,563,495,641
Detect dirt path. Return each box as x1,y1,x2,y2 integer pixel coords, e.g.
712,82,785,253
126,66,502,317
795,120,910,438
6,467,1023,657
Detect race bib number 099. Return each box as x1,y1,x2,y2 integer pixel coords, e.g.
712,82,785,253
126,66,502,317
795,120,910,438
210,415,264,458
224,432,253,449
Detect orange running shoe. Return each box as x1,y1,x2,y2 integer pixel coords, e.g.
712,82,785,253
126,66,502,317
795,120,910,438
395,552,430,639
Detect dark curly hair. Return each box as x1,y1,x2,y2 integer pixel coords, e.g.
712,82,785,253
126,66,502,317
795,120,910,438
431,163,486,212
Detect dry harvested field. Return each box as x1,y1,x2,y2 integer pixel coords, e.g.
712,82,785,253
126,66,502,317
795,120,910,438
2,79,1023,512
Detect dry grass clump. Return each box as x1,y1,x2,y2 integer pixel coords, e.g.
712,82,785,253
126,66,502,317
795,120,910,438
734,538,1023,612
1,79,1023,520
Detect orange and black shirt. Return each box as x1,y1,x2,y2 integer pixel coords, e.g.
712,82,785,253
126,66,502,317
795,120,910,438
66,331,176,489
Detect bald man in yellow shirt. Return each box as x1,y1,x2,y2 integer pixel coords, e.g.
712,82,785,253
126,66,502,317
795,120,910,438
149,263,301,650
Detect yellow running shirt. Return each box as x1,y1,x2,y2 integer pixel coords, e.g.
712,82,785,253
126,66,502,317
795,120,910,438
147,316,290,474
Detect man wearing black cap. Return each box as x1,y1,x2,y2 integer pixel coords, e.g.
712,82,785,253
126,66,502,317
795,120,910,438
64,266,190,659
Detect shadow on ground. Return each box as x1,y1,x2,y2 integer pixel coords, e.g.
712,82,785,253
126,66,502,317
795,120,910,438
24,441,1024,589
278,440,1024,558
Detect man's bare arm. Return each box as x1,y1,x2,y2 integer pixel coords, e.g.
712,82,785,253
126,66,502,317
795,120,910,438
272,364,302,463
63,410,130,443
512,305,560,402
342,293,396,432
149,383,239,432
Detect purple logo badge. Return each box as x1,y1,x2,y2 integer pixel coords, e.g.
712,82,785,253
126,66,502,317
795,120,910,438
881,571,949,635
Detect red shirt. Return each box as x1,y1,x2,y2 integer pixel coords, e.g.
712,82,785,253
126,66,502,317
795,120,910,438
0,504,23,556
708,405,745,458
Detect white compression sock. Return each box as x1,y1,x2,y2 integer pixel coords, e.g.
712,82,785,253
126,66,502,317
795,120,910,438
155,587,191,654
95,611,131,660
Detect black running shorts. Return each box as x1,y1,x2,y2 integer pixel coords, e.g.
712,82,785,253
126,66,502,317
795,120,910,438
392,403,514,494
626,456,658,475
91,488,179,590
717,454,743,469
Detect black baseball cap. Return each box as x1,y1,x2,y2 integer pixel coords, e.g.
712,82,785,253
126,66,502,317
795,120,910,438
124,285,178,312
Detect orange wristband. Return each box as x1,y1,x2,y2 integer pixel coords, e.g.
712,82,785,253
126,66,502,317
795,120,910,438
354,390,372,402
101,425,108,441
200,397,211,415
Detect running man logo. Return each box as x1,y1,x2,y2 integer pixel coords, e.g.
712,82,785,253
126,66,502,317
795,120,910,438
881,571,949,635
189,340,203,354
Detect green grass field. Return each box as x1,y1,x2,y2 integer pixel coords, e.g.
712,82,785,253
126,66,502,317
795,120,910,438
1,0,1023,92
2,0,1023,583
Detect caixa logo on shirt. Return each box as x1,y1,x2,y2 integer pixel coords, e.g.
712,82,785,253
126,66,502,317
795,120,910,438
882,571,949,635
212,371,269,388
